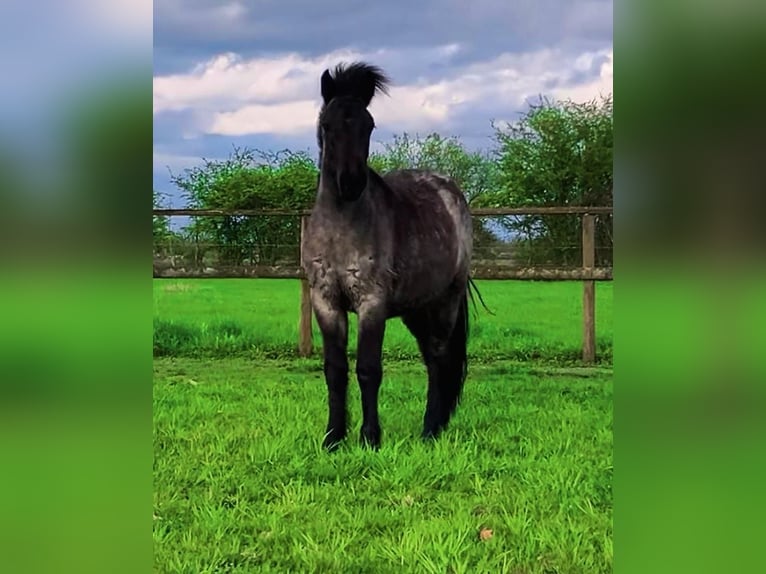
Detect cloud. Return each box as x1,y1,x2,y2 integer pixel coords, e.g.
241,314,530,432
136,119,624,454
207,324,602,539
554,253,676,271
154,0,613,74
552,49,613,103
154,45,613,140
153,50,361,115
208,100,320,136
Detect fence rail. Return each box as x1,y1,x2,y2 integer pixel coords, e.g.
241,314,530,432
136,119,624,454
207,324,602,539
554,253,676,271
152,264,613,281
153,206,613,363
154,206,614,217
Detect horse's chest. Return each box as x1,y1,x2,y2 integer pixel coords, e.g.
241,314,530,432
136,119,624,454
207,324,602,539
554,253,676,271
306,249,380,308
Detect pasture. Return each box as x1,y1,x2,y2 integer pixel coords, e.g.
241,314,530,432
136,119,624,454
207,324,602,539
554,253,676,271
153,279,613,363
153,279,613,573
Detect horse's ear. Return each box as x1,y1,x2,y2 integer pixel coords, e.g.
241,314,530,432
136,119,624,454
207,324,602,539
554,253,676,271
320,69,335,104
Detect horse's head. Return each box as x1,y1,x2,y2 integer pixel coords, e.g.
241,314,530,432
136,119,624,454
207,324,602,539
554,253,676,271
318,96,374,201
317,62,389,202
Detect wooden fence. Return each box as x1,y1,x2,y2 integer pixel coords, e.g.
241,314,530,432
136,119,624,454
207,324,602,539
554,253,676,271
153,206,613,363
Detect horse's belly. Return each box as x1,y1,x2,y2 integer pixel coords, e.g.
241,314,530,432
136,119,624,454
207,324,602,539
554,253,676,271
392,252,462,308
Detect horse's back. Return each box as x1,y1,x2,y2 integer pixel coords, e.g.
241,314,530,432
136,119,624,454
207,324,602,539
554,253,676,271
381,169,465,202
381,168,472,255
377,169,473,302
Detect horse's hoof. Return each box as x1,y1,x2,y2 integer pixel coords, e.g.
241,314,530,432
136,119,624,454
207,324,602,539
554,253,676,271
359,426,381,450
323,438,343,452
323,428,346,451
421,426,443,441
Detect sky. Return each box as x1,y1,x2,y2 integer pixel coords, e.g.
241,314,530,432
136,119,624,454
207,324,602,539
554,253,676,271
153,0,613,207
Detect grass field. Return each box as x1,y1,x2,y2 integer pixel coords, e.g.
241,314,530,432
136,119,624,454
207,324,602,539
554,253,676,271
154,279,613,364
153,279,613,573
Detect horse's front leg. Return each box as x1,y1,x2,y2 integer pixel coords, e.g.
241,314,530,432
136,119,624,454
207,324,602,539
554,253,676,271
312,297,349,450
356,309,386,449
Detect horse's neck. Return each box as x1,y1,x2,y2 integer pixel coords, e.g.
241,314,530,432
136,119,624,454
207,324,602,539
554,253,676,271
315,170,375,219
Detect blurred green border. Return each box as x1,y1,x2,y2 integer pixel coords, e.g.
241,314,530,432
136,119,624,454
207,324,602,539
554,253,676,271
615,2,766,572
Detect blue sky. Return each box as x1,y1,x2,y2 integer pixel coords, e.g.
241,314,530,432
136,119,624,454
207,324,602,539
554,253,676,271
154,0,613,207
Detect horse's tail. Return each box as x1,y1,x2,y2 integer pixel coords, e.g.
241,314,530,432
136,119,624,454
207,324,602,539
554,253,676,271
442,287,470,421
467,276,493,317
442,276,491,419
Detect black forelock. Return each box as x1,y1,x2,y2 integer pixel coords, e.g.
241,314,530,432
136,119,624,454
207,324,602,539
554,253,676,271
317,62,389,158
323,62,390,107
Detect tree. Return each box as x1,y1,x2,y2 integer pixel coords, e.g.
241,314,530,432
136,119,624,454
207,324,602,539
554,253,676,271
170,147,318,265
369,132,498,203
369,132,502,250
476,95,613,266
167,136,506,268
153,189,189,259
153,189,171,242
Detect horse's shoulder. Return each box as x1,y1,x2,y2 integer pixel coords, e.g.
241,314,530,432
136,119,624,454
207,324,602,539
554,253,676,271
379,169,465,208
382,168,456,188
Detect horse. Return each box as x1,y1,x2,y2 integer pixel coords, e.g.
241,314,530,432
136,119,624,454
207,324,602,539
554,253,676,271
302,62,482,450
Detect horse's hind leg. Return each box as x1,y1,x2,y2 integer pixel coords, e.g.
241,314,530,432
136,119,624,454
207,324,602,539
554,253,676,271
403,292,467,439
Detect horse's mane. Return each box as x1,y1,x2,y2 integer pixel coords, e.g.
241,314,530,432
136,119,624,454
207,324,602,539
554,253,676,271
321,62,390,107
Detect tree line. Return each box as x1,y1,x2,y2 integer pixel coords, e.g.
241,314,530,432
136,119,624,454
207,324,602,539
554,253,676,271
154,95,612,268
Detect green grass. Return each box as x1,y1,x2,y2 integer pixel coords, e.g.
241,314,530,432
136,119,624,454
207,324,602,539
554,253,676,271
154,279,613,571
153,279,612,364
154,358,612,573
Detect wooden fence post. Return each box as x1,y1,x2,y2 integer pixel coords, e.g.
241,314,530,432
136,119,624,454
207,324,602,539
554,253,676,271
298,216,313,357
582,214,596,364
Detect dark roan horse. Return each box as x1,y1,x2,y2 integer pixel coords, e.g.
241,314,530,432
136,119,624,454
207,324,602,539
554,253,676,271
302,62,482,450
